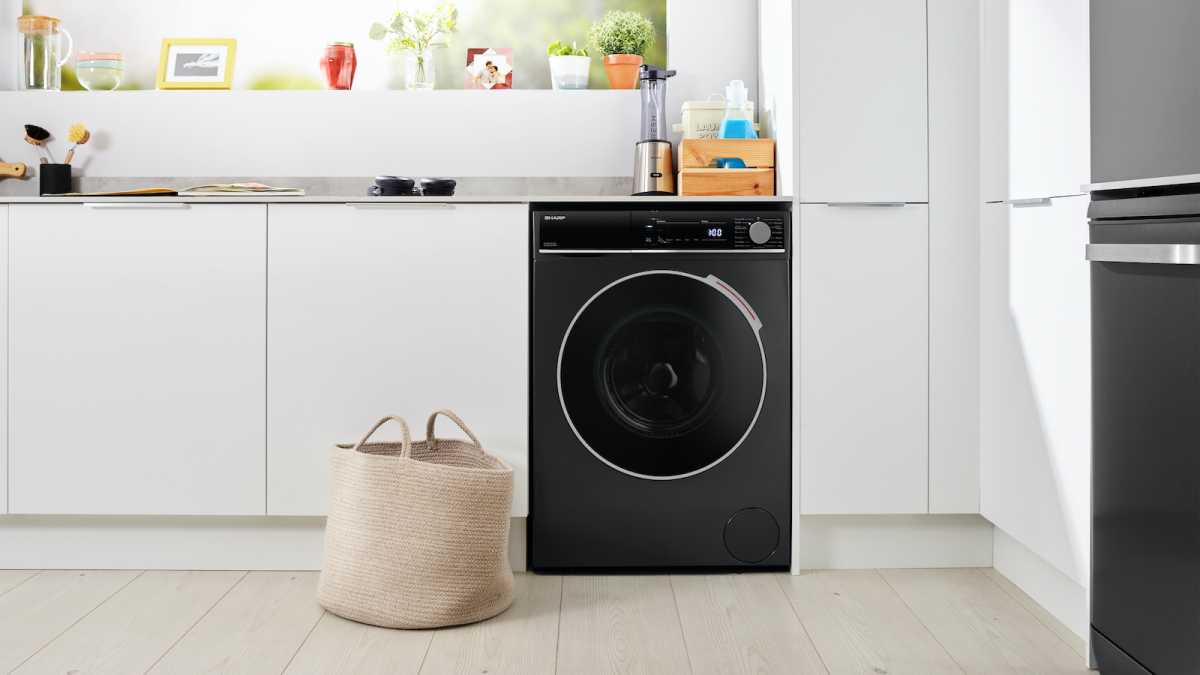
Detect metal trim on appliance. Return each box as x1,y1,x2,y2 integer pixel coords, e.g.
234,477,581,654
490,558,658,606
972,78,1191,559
539,249,786,254
1086,243,1200,265
555,270,768,481
1084,173,1200,193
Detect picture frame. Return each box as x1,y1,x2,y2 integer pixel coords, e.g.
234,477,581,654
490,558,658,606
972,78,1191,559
465,48,513,90
157,38,237,90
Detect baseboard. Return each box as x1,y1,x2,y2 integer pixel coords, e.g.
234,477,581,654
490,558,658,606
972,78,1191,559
991,526,1088,643
791,514,994,572
0,516,529,572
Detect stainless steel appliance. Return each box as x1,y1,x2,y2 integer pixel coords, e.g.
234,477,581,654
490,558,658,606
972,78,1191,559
1090,2,1200,672
632,65,677,196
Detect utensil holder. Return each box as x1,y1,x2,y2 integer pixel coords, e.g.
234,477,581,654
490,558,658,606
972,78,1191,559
39,164,72,195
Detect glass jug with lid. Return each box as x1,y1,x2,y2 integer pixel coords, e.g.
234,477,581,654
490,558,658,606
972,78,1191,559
18,15,73,91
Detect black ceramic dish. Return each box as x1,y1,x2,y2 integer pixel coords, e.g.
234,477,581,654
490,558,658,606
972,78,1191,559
369,175,417,196
418,178,457,196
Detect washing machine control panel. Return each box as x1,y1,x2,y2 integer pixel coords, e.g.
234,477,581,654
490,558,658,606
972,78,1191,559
535,208,789,252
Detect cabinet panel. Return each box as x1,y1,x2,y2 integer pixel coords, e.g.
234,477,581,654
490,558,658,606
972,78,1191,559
796,0,928,202
799,204,929,514
267,203,528,516
0,205,6,515
979,196,1090,583
982,0,1090,201
9,204,266,515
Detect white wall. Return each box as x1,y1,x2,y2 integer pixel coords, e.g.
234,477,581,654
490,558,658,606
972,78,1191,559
1,2,761,179
756,0,794,193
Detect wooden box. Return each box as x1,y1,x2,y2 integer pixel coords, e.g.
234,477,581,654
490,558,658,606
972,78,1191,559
678,139,776,196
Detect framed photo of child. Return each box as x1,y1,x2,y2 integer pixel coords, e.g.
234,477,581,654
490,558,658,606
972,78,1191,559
465,48,513,90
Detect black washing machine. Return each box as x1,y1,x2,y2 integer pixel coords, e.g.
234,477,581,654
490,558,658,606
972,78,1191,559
529,203,791,572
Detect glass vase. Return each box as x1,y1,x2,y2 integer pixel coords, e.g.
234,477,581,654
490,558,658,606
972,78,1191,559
405,49,435,90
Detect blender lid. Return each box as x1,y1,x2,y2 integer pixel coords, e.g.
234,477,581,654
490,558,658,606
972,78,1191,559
639,64,677,81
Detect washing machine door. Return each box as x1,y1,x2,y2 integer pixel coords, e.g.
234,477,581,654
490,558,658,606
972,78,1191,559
558,270,767,479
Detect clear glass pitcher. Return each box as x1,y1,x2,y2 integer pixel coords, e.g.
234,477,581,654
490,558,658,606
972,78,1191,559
18,15,73,91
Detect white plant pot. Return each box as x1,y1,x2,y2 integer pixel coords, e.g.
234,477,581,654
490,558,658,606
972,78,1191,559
548,55,590,90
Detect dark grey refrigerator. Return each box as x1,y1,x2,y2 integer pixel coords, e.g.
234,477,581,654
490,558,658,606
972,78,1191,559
1089,2,1200,673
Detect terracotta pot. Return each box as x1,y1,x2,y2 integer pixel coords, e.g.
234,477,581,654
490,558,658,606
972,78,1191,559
603,54,643,89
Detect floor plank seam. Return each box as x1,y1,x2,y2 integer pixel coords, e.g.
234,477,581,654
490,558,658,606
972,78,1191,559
666,576,697,675
415,616,437,674
771,573,832,675
552,575,564,675
279,609,327,675
976,568,1087,658
873,569,969,675
0,570,40,601
7,569,146,675
140,570,250,675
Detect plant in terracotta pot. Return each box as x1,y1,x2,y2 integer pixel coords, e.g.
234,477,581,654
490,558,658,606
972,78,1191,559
589,10,655,89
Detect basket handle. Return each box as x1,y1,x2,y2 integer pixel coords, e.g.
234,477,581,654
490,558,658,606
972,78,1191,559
426,409,482,452
353,416,413,457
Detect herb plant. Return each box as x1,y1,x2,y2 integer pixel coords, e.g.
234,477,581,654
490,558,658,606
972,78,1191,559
588,10,655,57
547,40,589,58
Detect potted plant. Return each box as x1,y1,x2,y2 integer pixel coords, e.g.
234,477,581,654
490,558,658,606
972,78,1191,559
369,3,458,90
546,40,590,90
588,10,655,90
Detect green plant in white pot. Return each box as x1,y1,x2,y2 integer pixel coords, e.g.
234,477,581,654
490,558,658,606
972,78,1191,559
546,40,590,90
369,3,458,90
589,10,655,89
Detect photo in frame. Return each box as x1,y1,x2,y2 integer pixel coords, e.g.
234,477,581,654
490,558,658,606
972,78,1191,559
465,48,513,90
157,38,237,90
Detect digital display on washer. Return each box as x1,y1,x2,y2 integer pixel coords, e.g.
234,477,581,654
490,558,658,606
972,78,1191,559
642,217,733,248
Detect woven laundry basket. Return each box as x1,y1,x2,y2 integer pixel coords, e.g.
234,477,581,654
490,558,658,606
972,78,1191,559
318,410,514,629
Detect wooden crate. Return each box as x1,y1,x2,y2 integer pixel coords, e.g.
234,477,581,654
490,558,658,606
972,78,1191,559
678,138,776,196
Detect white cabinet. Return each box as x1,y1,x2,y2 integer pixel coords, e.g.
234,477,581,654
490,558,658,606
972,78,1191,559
0,205,6,515
979,196,1090,583
267,203,528,516
796,0,928,202
981,0,1089,202
8,204,266,515
799,204,930,514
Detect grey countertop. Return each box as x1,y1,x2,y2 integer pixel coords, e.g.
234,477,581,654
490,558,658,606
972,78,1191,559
0,176,792,204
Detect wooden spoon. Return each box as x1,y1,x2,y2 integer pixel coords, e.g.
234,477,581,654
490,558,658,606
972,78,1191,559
0,162,27,178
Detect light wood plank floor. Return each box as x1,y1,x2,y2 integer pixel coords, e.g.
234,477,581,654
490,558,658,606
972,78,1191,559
0,568,1089,675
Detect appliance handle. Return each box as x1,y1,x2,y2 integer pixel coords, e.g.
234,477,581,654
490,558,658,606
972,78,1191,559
825,202,908,208
1085,173,1200,193
1086,243,1200,265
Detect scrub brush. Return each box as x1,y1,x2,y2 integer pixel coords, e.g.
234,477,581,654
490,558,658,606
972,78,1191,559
23,124,52,163
64,124,90,165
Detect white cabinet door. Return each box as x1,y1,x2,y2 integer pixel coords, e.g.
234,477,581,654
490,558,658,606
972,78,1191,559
979,196,1090,584
9,204,266,515
982,0,1090,202
267,203,528,516
0,205,6,515
796,0,928,203
800,204,930,514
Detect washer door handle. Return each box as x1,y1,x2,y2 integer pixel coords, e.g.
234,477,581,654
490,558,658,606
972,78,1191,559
704,274,762,332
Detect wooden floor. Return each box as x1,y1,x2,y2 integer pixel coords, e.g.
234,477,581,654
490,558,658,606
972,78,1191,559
0,568,1089,674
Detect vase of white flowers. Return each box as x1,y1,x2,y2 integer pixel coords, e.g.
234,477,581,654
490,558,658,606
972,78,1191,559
369,3,458,90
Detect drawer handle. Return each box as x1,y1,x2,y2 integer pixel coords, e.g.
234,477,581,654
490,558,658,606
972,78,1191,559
825,202,908,208
82,202,190,209
1086,243,1200,265
345,202,456,210
1006,197,1053,208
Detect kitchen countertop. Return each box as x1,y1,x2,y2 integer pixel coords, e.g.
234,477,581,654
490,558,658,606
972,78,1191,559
0,176,792,204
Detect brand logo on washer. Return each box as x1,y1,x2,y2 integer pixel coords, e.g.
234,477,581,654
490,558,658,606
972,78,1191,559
543,215,567,221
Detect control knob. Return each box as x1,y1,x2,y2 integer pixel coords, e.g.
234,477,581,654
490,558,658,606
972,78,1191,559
748,220,772,245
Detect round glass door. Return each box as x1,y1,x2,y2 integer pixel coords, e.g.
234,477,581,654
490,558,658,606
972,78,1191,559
558,271,766,479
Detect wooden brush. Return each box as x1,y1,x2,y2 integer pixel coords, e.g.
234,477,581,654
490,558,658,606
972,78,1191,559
23,124,52,163
64,124,91,165
0,162,26,178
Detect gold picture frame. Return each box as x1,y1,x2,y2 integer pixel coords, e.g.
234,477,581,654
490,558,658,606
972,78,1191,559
157,38,237,90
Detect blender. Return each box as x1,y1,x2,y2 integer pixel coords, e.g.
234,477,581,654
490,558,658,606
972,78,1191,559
633,64,677,196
